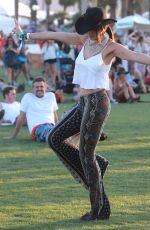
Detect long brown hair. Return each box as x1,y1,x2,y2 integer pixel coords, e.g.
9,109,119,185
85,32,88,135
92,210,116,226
106,26,114,40
96,25,114,43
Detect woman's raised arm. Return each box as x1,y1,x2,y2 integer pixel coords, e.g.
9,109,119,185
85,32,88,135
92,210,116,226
30,31,83,45
113,42,150,65
12,19,84,45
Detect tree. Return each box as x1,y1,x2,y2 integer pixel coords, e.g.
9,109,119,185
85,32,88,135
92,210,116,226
59,0,76,12
94,0,117,18
15,0,19,20
91,0,98,6
96,0,109,8
30,0,38,22
135,0,144,14
121,0,128,17
30,0,38,32
128,0,145,15
45,0,52,29
108,0,117,19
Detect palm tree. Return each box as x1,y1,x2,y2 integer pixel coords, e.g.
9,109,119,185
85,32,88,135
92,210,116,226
45,0,51,29
30,0,38,21
77,0,89,14
128,0,144,15
91,0,98,6
15,0,19,20
96,0,109,8
135,0,144,14
109,0,117,18
121,0,128,17
59,0,76,12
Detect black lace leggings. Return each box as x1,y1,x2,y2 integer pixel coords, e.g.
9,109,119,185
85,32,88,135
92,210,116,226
47,90,110,215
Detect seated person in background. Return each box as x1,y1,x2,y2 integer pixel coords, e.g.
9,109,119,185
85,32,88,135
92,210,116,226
10,77,58,142
114,67,140,103
144,65,150,92
107,69,118,104
0,86,21,124
72,84,80,103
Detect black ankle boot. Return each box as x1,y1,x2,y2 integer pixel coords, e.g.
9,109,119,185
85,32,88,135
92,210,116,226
80,210,98,221
96,156,109,178
81,183,111,221
80,193,110,221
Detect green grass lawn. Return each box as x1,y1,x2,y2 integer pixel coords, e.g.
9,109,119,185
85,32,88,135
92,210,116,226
0,68,150,230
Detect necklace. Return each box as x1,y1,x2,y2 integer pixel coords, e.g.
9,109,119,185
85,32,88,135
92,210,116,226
87,33,109,56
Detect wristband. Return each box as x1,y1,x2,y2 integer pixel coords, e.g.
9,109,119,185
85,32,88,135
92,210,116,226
18,32,24,40
18,32,30,40
26,32,31,40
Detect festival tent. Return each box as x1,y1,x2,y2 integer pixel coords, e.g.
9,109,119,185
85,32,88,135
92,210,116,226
0,2,31,34
142,11,150,20
115,14,150,31
0,14,14,35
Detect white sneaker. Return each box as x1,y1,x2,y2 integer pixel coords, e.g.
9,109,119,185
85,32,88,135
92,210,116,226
110,99,118,104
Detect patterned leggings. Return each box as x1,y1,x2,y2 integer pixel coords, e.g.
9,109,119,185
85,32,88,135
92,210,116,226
47,90,110,215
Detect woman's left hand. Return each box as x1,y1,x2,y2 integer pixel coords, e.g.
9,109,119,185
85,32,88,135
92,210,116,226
12,19,23,35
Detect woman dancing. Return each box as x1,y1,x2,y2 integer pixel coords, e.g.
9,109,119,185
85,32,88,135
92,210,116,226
13,7,150,221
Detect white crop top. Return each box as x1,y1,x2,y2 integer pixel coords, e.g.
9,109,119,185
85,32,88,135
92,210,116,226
73,46,112,90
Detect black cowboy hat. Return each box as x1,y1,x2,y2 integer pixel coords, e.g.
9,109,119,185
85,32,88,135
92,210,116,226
75,7,117,35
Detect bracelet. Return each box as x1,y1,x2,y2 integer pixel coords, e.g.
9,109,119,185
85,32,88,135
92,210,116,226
26,32,31,40
18,32,30,40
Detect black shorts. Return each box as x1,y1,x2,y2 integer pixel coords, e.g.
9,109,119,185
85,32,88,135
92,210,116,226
44,59,57,64
6,63,22,70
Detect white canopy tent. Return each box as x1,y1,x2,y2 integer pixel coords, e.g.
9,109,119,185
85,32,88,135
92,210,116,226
0,2,31,17
115,14,150,32
0,14,15,35
0,6,8,16
143,11,150,20
0,2,31,34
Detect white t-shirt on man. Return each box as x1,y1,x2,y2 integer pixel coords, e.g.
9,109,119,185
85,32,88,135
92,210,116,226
20,92,58,134
1,101,20,123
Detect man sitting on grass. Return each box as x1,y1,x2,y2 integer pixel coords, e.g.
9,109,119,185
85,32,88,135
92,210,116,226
0,86,22,125
10,77,58,142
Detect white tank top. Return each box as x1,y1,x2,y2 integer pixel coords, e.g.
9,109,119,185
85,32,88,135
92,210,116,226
73,46,111,90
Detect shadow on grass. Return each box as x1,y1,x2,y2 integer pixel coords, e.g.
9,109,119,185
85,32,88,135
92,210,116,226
2,217,126,230
5,210,150,230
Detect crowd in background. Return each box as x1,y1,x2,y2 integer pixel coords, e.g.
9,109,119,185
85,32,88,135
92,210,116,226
1,25,150,108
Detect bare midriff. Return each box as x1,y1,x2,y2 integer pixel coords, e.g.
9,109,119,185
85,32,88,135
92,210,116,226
79,88,105,96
